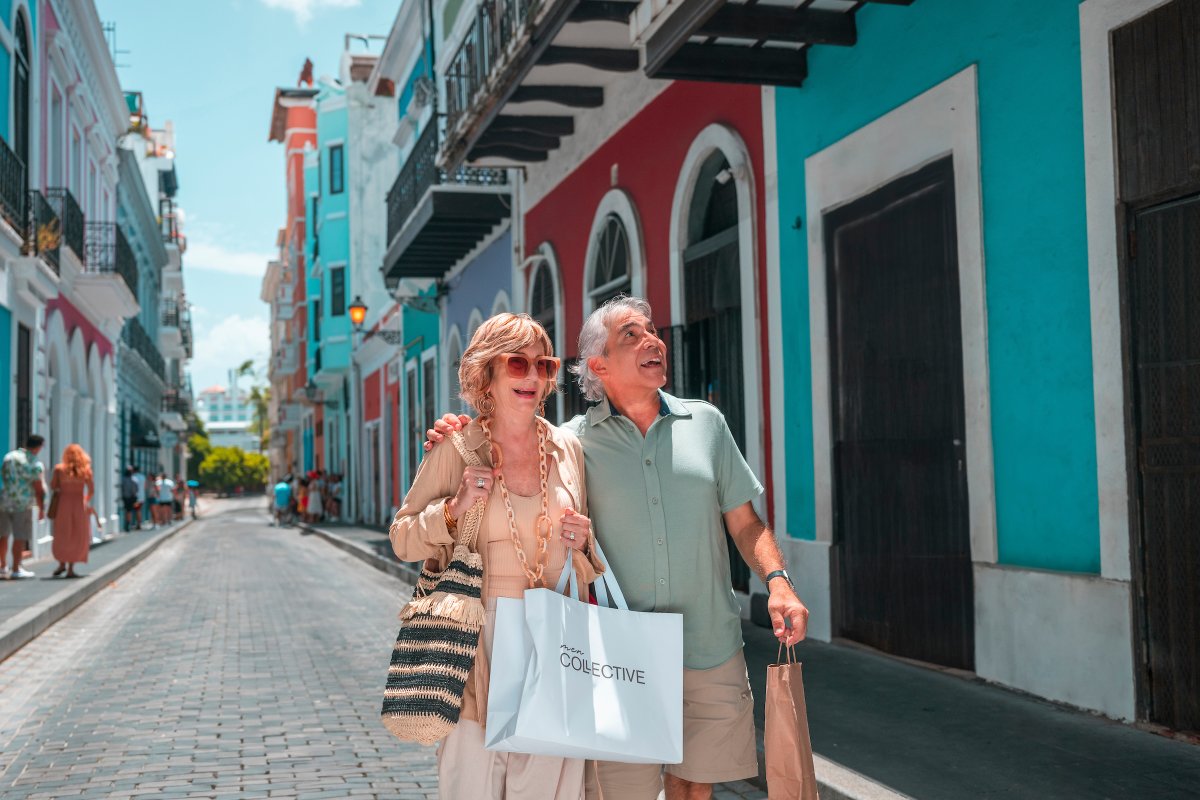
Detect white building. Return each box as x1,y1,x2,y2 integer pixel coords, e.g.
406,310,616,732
194,372,258,453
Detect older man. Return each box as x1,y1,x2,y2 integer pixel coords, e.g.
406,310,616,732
428,296,808,800
0,434,46,580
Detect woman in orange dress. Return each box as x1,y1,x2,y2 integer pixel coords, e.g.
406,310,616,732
50,444,94,578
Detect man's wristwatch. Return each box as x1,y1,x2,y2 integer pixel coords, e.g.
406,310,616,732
764,570,794,590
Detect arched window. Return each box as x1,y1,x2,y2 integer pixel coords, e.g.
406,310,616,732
529,260,561,422
588,214,631,308
13,11,31,179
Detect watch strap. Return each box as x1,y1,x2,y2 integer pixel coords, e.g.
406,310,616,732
764,569,792,588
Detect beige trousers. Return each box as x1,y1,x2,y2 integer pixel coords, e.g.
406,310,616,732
437,718,587,800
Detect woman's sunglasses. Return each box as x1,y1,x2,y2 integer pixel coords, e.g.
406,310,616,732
499,353,561,381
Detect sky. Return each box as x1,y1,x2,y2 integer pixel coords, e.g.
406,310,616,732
94,0,400,394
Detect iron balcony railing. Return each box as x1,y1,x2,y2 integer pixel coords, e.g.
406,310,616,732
122,317,166,382
162,390,190,416
159,197,183,248
85,222,138,298
27,190,60,274
45,188,83,260
161,297,180,328
386,122,509,244
180,309,193,358
0,137,26,236
445,0,536,134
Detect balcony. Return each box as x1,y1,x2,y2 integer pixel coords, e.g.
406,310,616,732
633,0,912,87
27,190,60,274
273,341,299,376
382,122,510,287
0,138,26,239
160,389,190,431
159,197,186,252
122,316,166,383
180,308,193,360
45,188,83,263
439,0,639,169
79,222,140,319
276,401,304,432
159,297,186,359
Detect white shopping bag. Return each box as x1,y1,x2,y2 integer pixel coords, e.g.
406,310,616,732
485,544,683,763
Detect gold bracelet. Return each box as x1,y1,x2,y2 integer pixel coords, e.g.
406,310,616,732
443,499,458,532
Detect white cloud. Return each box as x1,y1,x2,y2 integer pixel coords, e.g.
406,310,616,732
185,238,274,278
189,314,271,393
259,0,361,25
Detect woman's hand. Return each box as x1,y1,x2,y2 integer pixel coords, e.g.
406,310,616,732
449,465,495,522
560,508,592,552
424,414,472,452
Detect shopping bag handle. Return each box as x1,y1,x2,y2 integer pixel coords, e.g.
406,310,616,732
553,554,580,598
590,539,629,611
776,642,799,665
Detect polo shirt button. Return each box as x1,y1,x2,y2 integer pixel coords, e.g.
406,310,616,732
657,538,663,545
651,497,659,505
659,578,665,585
645,458,652,466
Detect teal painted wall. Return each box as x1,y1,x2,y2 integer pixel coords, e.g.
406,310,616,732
313,87,350,375
0,305,10,455
775,0,1099,573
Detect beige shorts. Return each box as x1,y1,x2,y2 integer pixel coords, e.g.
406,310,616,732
0,508,33,541
595,649,758,797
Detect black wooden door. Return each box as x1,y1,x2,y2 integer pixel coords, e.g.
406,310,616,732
1113,0,1200,732
825,157,974,670
1127,197,1200,732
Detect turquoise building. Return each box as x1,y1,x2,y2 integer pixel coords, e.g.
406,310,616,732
745,0,1194,727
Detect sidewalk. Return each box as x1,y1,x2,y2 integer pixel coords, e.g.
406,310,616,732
306,519,1200,800
0,508,206,665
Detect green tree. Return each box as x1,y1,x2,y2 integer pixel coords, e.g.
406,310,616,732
186,413,211,481
199,446,271,495
248,385,270,453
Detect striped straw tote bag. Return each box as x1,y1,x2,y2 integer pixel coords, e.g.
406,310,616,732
381,431,487,745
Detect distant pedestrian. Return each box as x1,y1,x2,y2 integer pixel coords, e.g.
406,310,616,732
328,474,342,521
0,434,46,580
132,466,147,529
308,470,324,524
273,476,293,526
296,477,309,522
49,444,94,579
121,466,139,532
153,473,175,526
188,485,199,519
172,475,185,521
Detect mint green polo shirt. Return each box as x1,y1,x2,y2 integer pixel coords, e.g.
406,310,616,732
563,391,763,669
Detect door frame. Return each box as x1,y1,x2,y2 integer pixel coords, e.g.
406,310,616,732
1086,0,1200,723
805,66,996,565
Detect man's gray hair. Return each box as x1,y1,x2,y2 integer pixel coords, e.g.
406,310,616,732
570,294,654,403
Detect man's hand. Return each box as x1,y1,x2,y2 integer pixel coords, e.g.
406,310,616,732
767,579,809,647
424,413,472,452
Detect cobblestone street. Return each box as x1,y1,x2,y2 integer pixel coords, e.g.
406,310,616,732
0,501,439,799
0,500,765,799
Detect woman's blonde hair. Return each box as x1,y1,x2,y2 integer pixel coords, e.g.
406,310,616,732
61,444,92,482
459,313,556,414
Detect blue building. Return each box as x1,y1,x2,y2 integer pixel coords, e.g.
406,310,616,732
624,0,1197,727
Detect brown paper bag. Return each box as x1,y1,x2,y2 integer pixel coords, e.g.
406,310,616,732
765,646,819,800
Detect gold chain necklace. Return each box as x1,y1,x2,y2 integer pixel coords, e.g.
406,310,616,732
481,417,552,589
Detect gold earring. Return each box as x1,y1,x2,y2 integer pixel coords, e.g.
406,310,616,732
478,393,495,416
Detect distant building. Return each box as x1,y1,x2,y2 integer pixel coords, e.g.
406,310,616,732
194,372,258,453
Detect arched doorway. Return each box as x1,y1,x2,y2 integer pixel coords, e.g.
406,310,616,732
528,257,560,422
670,138,757,593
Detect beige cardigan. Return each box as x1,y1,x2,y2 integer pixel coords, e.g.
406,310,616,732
389,417,604,723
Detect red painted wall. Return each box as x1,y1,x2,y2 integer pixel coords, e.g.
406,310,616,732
522,81,775,515
363,369,381,421
46,296,113,359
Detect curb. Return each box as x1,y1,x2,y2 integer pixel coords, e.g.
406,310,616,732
304,523,911,800
0,518,195,665
299,522,423,585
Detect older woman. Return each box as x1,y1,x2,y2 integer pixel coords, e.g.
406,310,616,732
50,444,95,578
390,312,602,800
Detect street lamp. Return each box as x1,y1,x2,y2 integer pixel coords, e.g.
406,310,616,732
349,295,367,331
